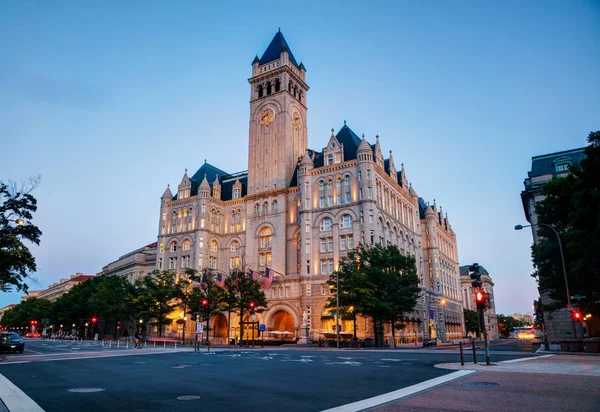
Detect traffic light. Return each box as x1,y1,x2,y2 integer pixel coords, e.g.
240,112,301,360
249,301,255,315
475,290,486,310
30,320,38,326
469,263,482,288
574,311,582,321
91,317,97,323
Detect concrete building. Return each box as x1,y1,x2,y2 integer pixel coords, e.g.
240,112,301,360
21,274,95,302
154,30,464,344
520,147,586,343
460,264,499,340
98,242,158,283
0,304,17,324
511,312,534,325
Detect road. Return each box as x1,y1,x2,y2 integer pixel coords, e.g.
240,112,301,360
0,341,540,412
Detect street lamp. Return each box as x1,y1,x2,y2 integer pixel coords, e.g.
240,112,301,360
515,223,577,338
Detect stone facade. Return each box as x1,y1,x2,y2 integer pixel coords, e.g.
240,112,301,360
459,265,499,340
155,31,464,344
98,242,157,283
21,274,95,302
520,147,586,343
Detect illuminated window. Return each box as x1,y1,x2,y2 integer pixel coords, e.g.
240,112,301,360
182,240,191,251
210,240,218,252
162,212,166,221
159,242,164,253
230,256,240,269
170,242,178,252
231,241,240,252
259,227,272,248
200,218,205,228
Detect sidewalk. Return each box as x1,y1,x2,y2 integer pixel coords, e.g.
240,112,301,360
376,354,600,411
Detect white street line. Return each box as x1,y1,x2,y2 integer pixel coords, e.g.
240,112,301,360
500,354,554,363
24,349,44,355
321,370,475,412
0,372,44,412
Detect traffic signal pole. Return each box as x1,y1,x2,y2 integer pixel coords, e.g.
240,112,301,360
479,308,490,365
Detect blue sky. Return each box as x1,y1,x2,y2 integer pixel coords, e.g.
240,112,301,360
1,1,599,315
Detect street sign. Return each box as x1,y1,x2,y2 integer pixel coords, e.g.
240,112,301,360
196,323,203,333
252,314,257,321
337,324,342,332
259,324,266,332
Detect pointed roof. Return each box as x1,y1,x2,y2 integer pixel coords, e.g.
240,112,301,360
357,134,372,153
179,169,191,188
335,122,362,161
213,174,221,188
409,182,418,198
162,184,173,200
259,29,300,68
326,128,341,149
190,161,228,194
300,151,314,166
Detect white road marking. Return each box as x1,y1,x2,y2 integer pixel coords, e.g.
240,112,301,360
500,354,554,363
0,372,45,412
321,370,476,412
24,349,44,355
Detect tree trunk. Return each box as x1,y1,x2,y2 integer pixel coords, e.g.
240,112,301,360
353,314,357,340
391,320,396,348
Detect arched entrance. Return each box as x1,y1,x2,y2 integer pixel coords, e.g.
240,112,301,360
241,315,259,341
213,313,227,338
270,310,295,341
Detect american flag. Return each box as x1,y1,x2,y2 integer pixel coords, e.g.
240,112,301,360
216,273,225,287
248,270,256,280
261,267,274,290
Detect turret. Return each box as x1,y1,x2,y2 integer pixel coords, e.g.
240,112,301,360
161,184,173,205
388,150,397,184
177,169,191,199
357,134,373,163
212,175,221,200
298,151,314,177
408,182,418,198
199,176,210,198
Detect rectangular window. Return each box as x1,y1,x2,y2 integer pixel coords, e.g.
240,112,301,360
158,258,163,269
260,253,265,266
368,187,372,198
359,188,363,200
327,237,333,252
345,192,351,203
358,171,362,181
306,260,310,275
327,154,333,165
367,169,372,180
327,196,333,206
320,259,328,274
200,218,205,228
161,226,165,234
209,256,217,269
305,219,310,233
340,237,346,250
305,198,310,209
320,197,326,207
320,238,326,253
198,256,203,268
369,210,374,223
267,252,272,266
337,194,342,204
305,244,311,254
201,204,206,213
348,235,354,249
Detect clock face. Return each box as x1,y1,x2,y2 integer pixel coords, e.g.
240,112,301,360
260,108,275,124
292,112,302,128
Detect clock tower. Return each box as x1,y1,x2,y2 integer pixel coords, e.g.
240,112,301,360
247,30,308,195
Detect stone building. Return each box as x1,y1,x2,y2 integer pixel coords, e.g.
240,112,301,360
21,274,95,302
98,242,158,283
520,147,586,342
459,265,499,340
155,30,464,344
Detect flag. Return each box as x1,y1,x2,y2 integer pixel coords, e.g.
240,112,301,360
248,270,256,280
260,267,274,290
216,273,225,287
200,273,208,283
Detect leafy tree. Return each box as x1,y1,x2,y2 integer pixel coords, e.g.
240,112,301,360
497,314,525,338
0,176,42,293
532,131,600,317
223,269,267,345
1,297,54,331
133,270,182,337
88,275,136,337
328,244,420,347
463,309,479,336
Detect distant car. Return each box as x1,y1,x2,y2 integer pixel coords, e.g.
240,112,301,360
0,332,25,353
423,339,437,347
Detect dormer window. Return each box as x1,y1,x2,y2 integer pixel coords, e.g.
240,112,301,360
327,154,333,165
233,189,240,199
554,157,572,177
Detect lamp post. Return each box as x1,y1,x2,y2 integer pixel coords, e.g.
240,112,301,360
515,223,577,339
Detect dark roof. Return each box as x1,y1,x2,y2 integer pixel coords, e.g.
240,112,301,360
418,197,428,219
189,162,229,196
335,123,362,161
384,159,390,174
220,173,248,201
396,171,404,188
259,30,299,68
528,147,586,178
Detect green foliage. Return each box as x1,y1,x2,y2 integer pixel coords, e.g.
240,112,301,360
0,297,53,329
0,177,42,293
532,131,600,316
133,270,183,337
497,314,525,337
463,309,479,336
224,269,268,343
327,244,420,346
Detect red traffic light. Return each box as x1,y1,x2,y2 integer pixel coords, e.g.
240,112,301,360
574,312,581,320
92,317,97,323
202,299,208,306
476,291,484,302
249,301,255,308
30,320,38,325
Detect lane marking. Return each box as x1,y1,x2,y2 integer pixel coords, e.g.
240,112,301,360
499,354,554,363
24,349,44,355
0,372,45,412
321,370,475,412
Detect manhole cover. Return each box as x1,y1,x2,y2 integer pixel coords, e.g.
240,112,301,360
177,395,200,400
67,388,105,393
462,382,499,388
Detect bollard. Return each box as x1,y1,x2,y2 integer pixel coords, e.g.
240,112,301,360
144,340,147,347
164,341,166,348
126,340,129,349
174,342,177,349
472,340,477,364
109,340,112,348
118,340,120,348
459,341,465,366
154,341,156,348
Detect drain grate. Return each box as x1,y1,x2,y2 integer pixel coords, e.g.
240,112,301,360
462,382,499,388
67,388,105,393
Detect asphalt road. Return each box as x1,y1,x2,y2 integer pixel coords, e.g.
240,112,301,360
0,347,539,412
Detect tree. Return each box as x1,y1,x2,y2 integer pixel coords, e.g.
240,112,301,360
0,176,42,293
463,309,479,336
497,314,525,338
133,270,182,337
328,244,420,347
223,269,267,345
88,275,136,338
532,131,600,317
1,297,54,331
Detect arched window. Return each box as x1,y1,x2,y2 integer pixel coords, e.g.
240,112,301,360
210,240,218,252
327,179,333,189
258,84,263,98
288,80,292,92
259,227,272,248
255,203,260,214
298,90,303,103
263,202,268,213
170,241,178,252
182,240,191,251
231,241,240,252
178,209,182,218
172,211,177,220
320,217,332,231
336,177,342,187
266,81,272,95
340,214,353,228
345,175,351,186
319,180,325,190
293,85,297,98
272,200,278,211
275,78,281,92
